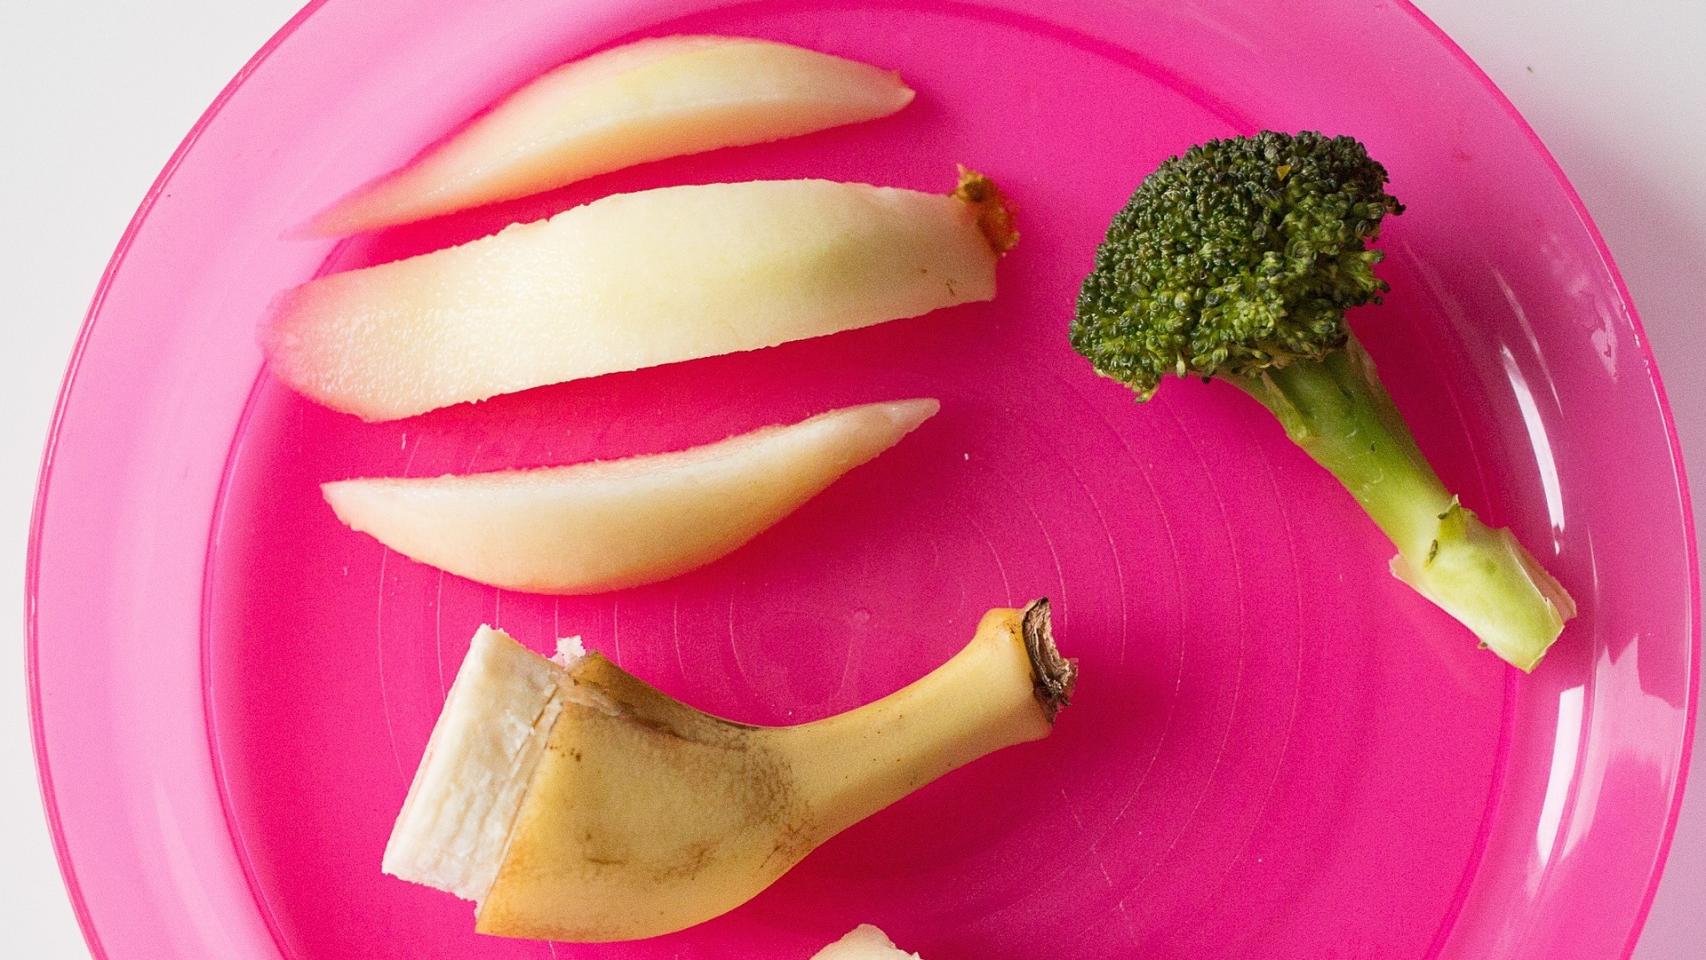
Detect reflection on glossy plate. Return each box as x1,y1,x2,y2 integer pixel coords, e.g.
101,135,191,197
27,2,1698,959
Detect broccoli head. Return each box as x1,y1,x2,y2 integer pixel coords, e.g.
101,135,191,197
1072,131,1403,395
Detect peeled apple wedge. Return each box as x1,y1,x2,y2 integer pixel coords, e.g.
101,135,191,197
311,35,915,234
384,602,1076,942
811,925,923,960
323,399,938,594
267,176,1010,421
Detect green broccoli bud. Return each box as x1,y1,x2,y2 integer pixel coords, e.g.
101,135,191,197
1073,131,1402,394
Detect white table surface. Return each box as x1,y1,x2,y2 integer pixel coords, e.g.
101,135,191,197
1,1,1699,956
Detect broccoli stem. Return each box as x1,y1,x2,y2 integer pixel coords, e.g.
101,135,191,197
1232,336,1575,671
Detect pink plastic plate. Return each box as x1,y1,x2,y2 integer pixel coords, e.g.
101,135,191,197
29,1,1699,958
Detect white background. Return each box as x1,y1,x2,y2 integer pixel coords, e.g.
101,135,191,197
0,1,1700,956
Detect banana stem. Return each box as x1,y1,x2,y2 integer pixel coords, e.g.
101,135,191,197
1022,599,1076,721
1232,338,1575,670
782,600,1072,837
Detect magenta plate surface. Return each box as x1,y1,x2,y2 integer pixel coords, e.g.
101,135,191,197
28,1,1698,959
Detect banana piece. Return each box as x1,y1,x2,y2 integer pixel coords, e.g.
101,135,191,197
384,601,1075,941
810,925,923,959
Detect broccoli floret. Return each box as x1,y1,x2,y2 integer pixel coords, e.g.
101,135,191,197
1072,131,1575,670
1074,132,1400,392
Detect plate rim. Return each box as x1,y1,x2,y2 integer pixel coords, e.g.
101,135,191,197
25,2,1699,958
24,5,334,957
1395,5,1700,954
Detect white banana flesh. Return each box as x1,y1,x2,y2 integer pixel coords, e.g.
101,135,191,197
810,924,923,959
381,626,576,900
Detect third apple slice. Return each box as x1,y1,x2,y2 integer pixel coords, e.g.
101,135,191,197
322,398,939,594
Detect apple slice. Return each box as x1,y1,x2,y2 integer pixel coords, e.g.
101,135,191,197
267,177,1006,421
811,926,923,960
310,36,914,234
322,398,938,594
